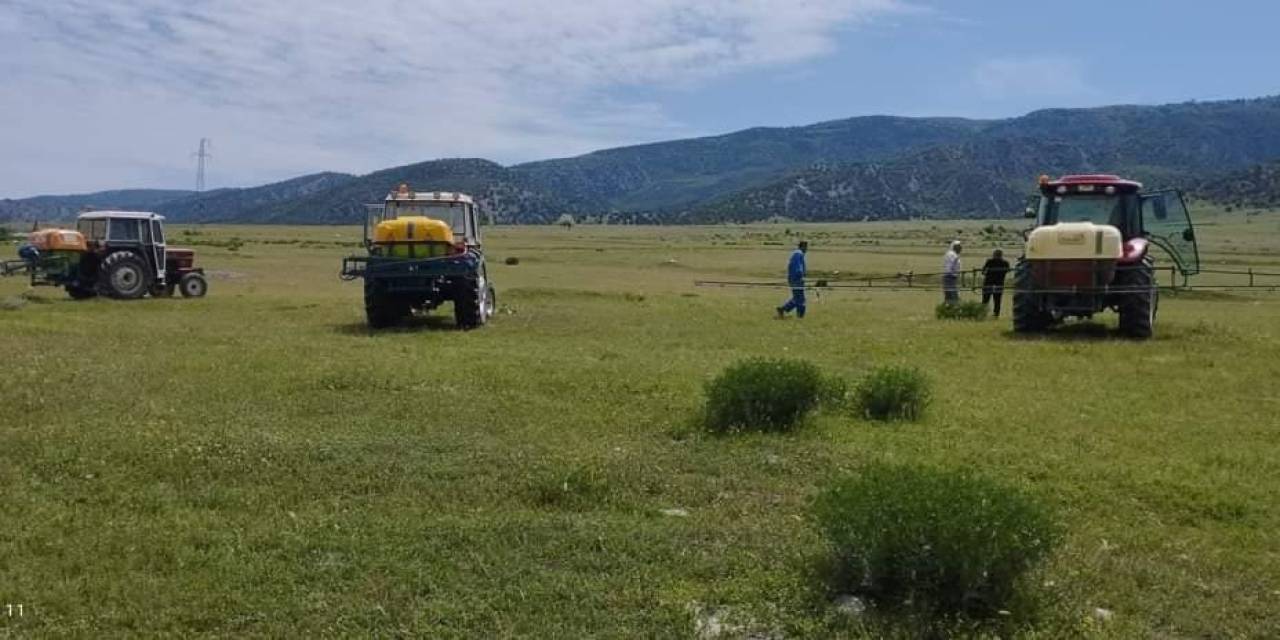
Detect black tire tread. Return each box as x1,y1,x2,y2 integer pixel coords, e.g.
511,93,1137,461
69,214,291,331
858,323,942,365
1012,260,1051,333
365,285,408,329
1116,258,1156,339
96,251,152,299
454,277,483,329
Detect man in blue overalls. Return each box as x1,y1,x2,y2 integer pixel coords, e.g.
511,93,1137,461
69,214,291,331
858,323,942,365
776,240,809,319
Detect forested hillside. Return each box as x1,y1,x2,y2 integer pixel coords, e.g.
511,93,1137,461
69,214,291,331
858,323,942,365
4,96,1279,224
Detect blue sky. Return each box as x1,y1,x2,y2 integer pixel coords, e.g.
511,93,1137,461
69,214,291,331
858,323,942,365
1,0,1276,197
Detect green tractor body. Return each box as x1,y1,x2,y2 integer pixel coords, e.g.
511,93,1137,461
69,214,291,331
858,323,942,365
340,184,495,329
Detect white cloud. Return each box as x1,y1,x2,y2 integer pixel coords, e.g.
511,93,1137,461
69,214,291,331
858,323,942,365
0,0,906,195
973,56,1094,100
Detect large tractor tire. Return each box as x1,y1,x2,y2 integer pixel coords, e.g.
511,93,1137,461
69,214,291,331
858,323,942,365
178,272,208,298
96,251,152,299
1011,260,1052,333
65,285,97,300
364,285,409,329
453,277,491,330
1116,258,1157,339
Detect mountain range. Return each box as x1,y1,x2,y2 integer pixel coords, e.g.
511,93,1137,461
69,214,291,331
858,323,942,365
4,96,1280,225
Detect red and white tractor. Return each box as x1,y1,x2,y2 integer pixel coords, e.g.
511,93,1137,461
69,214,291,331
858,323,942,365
1014,174,1199,338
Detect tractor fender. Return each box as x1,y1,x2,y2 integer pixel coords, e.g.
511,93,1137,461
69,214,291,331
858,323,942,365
1118,238,1149,264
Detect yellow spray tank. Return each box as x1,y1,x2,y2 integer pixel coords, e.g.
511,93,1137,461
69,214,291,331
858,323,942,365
371,216,454,258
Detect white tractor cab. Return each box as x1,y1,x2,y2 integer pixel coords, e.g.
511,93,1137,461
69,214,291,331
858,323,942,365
1015,174,1199,338
73,211,207,299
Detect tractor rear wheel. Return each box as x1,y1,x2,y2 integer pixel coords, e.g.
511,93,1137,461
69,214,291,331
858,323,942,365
96,251,152,299
364,286,408,329
484,285,496,323
1012,260,1051,333
453,277,487,330
179,273,208,298
1117,258,1157,339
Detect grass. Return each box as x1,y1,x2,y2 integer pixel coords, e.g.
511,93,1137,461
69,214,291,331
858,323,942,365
1,215,1279,637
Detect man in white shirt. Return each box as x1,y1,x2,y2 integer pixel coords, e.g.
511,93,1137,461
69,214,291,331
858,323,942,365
942,241,962,305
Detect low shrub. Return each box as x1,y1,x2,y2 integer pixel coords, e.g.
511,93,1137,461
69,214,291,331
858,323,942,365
814,463,1061,615
935,301,988,320
703,358,823,433
854,366,930,421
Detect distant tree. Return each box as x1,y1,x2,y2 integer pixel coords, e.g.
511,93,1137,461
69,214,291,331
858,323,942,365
555,214,575,229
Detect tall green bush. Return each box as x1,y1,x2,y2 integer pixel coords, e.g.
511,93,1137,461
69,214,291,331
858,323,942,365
814,463,1061,615
854,366,930,421
703,358,823,433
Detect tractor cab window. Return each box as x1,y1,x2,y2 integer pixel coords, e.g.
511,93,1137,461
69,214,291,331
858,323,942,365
77,219,107,241
108,218,142,242
1044,194,1138,235
389,202,469,236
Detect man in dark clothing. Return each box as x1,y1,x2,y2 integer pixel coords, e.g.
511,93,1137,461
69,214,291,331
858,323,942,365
776,241,808,319
981,249,1011,317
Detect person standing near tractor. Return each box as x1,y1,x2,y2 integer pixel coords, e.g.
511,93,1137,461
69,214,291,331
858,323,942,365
942,240,962,305
981,248,1011,317
776,240,808,319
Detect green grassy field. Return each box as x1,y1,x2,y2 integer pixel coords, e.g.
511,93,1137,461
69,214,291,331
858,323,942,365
2,214,1279,638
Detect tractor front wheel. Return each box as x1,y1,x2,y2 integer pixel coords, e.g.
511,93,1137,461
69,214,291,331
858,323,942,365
97,251,152,299
1012,260,1051,333
1116,259,1157,339
179,273,208,298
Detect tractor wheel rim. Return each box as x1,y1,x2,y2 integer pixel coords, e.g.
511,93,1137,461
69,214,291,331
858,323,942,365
114,267,141,291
